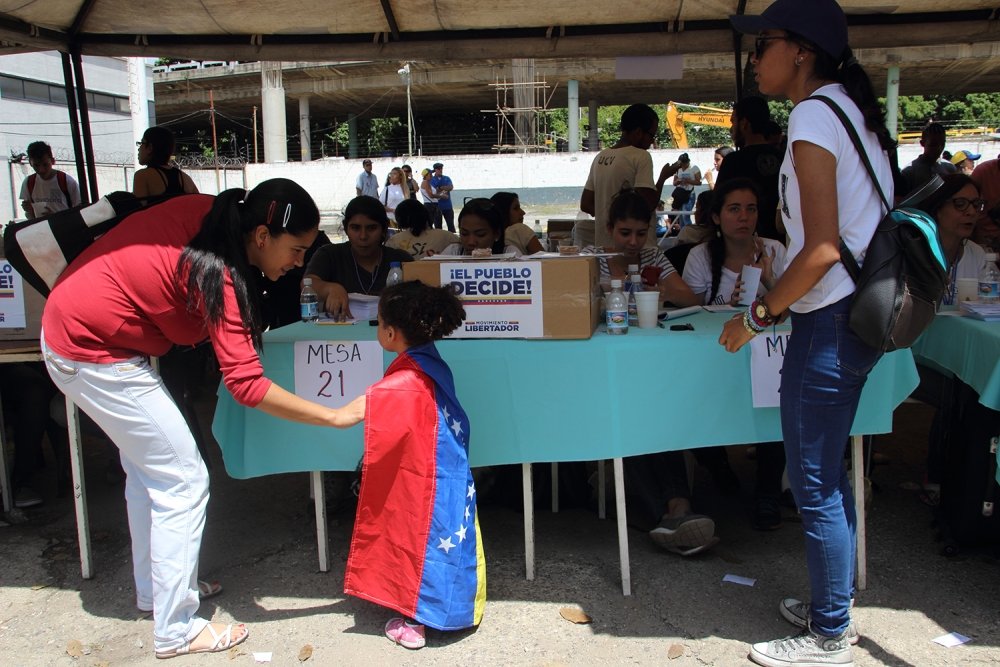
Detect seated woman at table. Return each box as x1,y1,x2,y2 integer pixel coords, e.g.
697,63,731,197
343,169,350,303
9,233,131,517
344,280,484,650
438,198,522,257
490,191,545,255
681,177,789,529
385,198,458,259
41,179,366,659
305,196,412,320
909,173,992,506
682,178,785,306
917,173,990,305
581,189,700,307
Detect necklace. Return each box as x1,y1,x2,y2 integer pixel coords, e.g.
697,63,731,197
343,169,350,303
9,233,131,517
352,247,382,295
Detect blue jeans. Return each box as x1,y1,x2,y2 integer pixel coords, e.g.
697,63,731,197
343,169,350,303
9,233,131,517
780,295,881,637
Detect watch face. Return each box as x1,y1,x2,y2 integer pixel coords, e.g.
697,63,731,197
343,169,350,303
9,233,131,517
755,303,769,319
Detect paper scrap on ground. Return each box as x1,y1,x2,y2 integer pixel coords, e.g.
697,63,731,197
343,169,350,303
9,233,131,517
722,574,756,587
932,632,971,647
559,607,593,624
253,652,273,663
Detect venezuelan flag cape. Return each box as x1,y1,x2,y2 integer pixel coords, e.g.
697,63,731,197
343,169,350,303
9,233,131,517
344,342,486,631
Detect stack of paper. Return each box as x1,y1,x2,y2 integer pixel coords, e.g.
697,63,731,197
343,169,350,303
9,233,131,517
959,301,1000,322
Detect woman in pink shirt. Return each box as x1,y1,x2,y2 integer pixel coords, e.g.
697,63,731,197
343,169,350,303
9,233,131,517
42,179,365,659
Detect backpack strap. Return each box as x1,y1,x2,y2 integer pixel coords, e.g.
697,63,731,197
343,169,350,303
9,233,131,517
56,170,70,207
807,95,891,283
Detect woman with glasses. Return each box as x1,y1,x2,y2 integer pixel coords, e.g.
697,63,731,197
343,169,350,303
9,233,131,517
722,2,896,664
917,174,990,304
133,126,198,199
439,198,521,257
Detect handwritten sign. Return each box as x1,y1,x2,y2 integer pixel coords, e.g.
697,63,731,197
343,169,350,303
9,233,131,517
0,260,27,328
441,261,543,338
750,331,791,408
294,340,383,408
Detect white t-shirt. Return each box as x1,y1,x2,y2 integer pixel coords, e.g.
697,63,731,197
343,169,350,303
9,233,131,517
419,180,436,204
380,184,406,221
19,170,82,217
440,243,522,257
674,165,702,192
385,228,459,259
682,238,787,305
583,145,656,247
942,239,989,304
503,223,538,255
780,83,894,312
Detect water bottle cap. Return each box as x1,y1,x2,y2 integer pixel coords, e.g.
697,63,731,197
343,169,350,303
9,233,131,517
390,261,401,268
303,277,312,286
628,264,639,273
611,279,623,288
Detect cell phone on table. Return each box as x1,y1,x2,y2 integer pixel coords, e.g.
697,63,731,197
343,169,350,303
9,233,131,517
669,323,694,331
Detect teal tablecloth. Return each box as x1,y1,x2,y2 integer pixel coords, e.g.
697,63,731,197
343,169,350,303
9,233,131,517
213,311,919,479
911,313,1000,411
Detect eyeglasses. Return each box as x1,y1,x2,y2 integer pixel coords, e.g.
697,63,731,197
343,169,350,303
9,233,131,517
753,35,789,57
950,197,987,213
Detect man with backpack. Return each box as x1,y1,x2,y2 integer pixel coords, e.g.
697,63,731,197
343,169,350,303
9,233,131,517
19,141,81,219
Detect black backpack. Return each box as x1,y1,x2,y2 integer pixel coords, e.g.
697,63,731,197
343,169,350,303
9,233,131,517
810,96,948,353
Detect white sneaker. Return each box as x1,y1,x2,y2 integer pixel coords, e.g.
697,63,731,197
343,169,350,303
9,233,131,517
749,627,853,667
14,488,43,509
780,598,859,645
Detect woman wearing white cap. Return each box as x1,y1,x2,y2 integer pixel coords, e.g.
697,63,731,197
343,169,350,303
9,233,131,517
722,1,896,665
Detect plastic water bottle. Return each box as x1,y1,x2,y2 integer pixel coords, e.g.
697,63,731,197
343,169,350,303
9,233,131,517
300,277,319,322
606,279,628,335
386,261,404,287
533,220,544,239
979,252,1000,304
626,264,641,326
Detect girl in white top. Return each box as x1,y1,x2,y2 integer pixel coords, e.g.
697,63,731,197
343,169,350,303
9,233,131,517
438,198,522,257
725,1,896,661
385,199,459,259
916,173,991,304
683,178,786,305
380,167,410,222
581,189,699,306
490,192,545,255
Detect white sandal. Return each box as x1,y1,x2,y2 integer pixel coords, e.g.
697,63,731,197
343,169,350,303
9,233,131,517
154,622,249,659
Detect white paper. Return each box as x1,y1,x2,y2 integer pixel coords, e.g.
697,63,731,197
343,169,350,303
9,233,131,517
932,632,971,648
658,305,702,320
0,260,28,329
750,331,792,408
293,340,383,409
421,252,515,260
441,261,544,338
739,265,762,306
253,652,273,663
722,574,756,587
347,293,380,321
703,304,740,313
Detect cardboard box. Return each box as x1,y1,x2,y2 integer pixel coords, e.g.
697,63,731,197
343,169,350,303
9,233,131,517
545,218,576,252
403,256,600,339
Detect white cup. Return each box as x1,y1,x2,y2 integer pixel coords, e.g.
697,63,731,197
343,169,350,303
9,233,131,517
739,265,763,306
956,278,979,303
635,291,661,329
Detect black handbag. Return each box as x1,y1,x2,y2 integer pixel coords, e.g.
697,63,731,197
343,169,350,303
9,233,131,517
3,191,142,296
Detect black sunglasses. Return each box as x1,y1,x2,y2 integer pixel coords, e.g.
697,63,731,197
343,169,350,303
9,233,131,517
753,35,789,57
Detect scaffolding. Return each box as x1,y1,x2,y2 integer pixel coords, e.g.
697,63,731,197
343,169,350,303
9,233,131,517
483,59,552,153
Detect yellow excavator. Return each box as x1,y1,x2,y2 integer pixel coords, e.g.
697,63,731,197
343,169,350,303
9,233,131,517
665,102,733,149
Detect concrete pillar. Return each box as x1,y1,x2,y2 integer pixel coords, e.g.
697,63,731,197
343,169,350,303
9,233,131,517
298,96,311,162
260,62,288,163
128,57,150,170
885,65,900,141
588,100,599,151
348,113,359,159
567,79,580,152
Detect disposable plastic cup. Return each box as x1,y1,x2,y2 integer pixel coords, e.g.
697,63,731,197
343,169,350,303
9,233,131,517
739,265,763,306
635,291,661,329
956,278,978,302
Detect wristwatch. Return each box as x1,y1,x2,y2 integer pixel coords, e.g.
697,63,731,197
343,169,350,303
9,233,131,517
750,298,776,328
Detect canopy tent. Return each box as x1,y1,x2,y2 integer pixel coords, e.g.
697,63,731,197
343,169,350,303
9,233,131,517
3,1,1000,197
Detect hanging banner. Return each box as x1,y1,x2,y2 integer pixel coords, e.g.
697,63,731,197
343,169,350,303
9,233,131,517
0,260,28,328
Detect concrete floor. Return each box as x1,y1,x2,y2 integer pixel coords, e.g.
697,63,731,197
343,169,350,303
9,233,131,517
1,400,998,666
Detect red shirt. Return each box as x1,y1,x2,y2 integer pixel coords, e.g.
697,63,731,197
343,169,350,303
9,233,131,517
42,195,271,407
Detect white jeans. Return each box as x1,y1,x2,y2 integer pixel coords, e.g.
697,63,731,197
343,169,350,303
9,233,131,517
42,335,210,651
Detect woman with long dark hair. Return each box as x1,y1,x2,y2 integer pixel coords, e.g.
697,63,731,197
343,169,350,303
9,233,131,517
42,179,365,659
489,191,545,255
132,125,198,198
723,2,896,664
385,198,458,259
